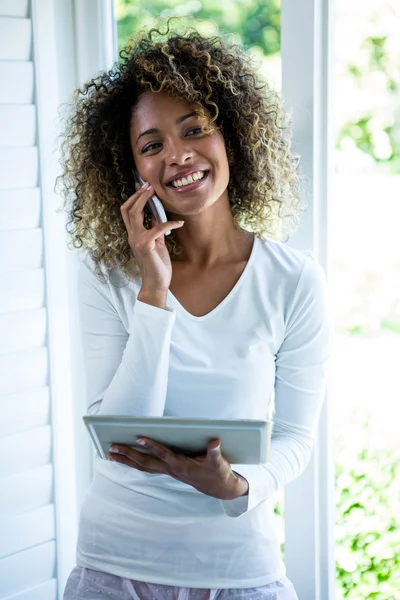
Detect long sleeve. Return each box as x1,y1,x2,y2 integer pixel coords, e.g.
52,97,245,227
77,255,176,417
220,253,334,517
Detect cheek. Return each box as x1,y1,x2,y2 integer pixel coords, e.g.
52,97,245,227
203,133,229,171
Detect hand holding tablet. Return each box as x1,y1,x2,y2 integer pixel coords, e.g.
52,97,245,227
107,435,250,500
83,415,272,465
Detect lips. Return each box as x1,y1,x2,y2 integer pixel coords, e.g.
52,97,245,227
166,169,209,187
167,170,210,193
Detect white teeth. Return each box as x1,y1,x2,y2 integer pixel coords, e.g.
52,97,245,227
171,170,206,188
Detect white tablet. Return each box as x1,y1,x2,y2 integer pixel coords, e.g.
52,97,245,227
83,415,273,465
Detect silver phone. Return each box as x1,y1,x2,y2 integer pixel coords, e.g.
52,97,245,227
133,170,171,236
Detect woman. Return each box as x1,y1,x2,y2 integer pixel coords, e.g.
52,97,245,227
58,20,333,600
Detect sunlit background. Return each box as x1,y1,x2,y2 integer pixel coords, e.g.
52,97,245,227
115,2,400,598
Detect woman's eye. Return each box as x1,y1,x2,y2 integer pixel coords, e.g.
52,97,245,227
187,127,203,135
142,142,161,153
142,128,204,153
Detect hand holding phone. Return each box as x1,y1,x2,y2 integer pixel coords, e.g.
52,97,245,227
133,170,171,235
120,172,184,297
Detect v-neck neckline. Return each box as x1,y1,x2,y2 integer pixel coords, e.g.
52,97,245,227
167,235,259,322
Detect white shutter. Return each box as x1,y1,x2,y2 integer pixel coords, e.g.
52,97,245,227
0,3,57,599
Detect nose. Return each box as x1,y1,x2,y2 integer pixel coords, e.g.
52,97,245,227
164,136,194,165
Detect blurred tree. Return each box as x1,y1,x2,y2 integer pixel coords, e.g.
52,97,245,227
335,1,400,173
335,417,400,599
115,0,280,57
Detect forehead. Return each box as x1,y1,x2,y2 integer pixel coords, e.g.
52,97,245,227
130,91,204,128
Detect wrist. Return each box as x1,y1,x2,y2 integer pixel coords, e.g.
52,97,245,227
233,472,249,498
220,472,249,500
137,288,168,309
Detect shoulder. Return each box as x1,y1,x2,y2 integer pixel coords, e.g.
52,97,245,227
256,237,324,287
77,251,107,287
257,236,313,270
255,238,329,324
77,252,139,289
77,252,142,322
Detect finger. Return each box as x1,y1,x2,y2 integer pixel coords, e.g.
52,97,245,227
126,185,159,236
136,437,180,467
121,184,152,221
121,181,150,209
109,445,164,471
108,454,162,474
120,182,151,220
206,440,222,466
120,183,150,233
143,219,184,244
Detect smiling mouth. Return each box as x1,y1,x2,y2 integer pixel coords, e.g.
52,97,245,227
166,170,209,193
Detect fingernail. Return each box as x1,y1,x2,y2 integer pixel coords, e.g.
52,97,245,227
109,445,119,453
137,438,146,446
141,181,148,188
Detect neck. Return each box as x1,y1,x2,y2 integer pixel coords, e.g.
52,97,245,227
172,226,254,268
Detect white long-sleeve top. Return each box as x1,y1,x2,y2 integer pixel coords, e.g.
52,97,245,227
75,235,334,588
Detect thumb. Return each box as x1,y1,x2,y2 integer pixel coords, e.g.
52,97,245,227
207,440,221,462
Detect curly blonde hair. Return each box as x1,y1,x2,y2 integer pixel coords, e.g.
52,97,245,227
56,18,306,282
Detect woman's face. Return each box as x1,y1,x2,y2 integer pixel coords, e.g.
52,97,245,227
129,91,230,217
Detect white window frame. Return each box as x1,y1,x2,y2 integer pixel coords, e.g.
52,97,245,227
40,0,335,596
281,1,336,598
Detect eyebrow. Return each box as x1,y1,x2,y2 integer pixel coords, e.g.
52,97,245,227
135,111,200,145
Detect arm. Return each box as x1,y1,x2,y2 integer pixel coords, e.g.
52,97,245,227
220,253,334,517
77,254,176,416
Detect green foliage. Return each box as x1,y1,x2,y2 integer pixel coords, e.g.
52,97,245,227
336,1,400,173
115,0,280,57
335,422,400,599
337,114,400,174
380,318,400,335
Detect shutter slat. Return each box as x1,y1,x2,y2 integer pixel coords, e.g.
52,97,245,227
0,229,43,272
0,105,36,147
0,269,44,313
0,504,55,559
0,425,52,477
0,0,29,18
0,464,53,514
0,4,66,597
4,578,57,600
0,348,48,395
0,387,50,436
0,347,48,396
0,308,47,355
0,542,56,597
0,189,41,230
0,62,33,104
0,147,38,189
0,18,31,60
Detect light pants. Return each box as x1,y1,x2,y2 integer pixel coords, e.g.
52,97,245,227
63,566,299,600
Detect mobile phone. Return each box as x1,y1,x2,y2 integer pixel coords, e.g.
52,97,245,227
133,170,171,236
